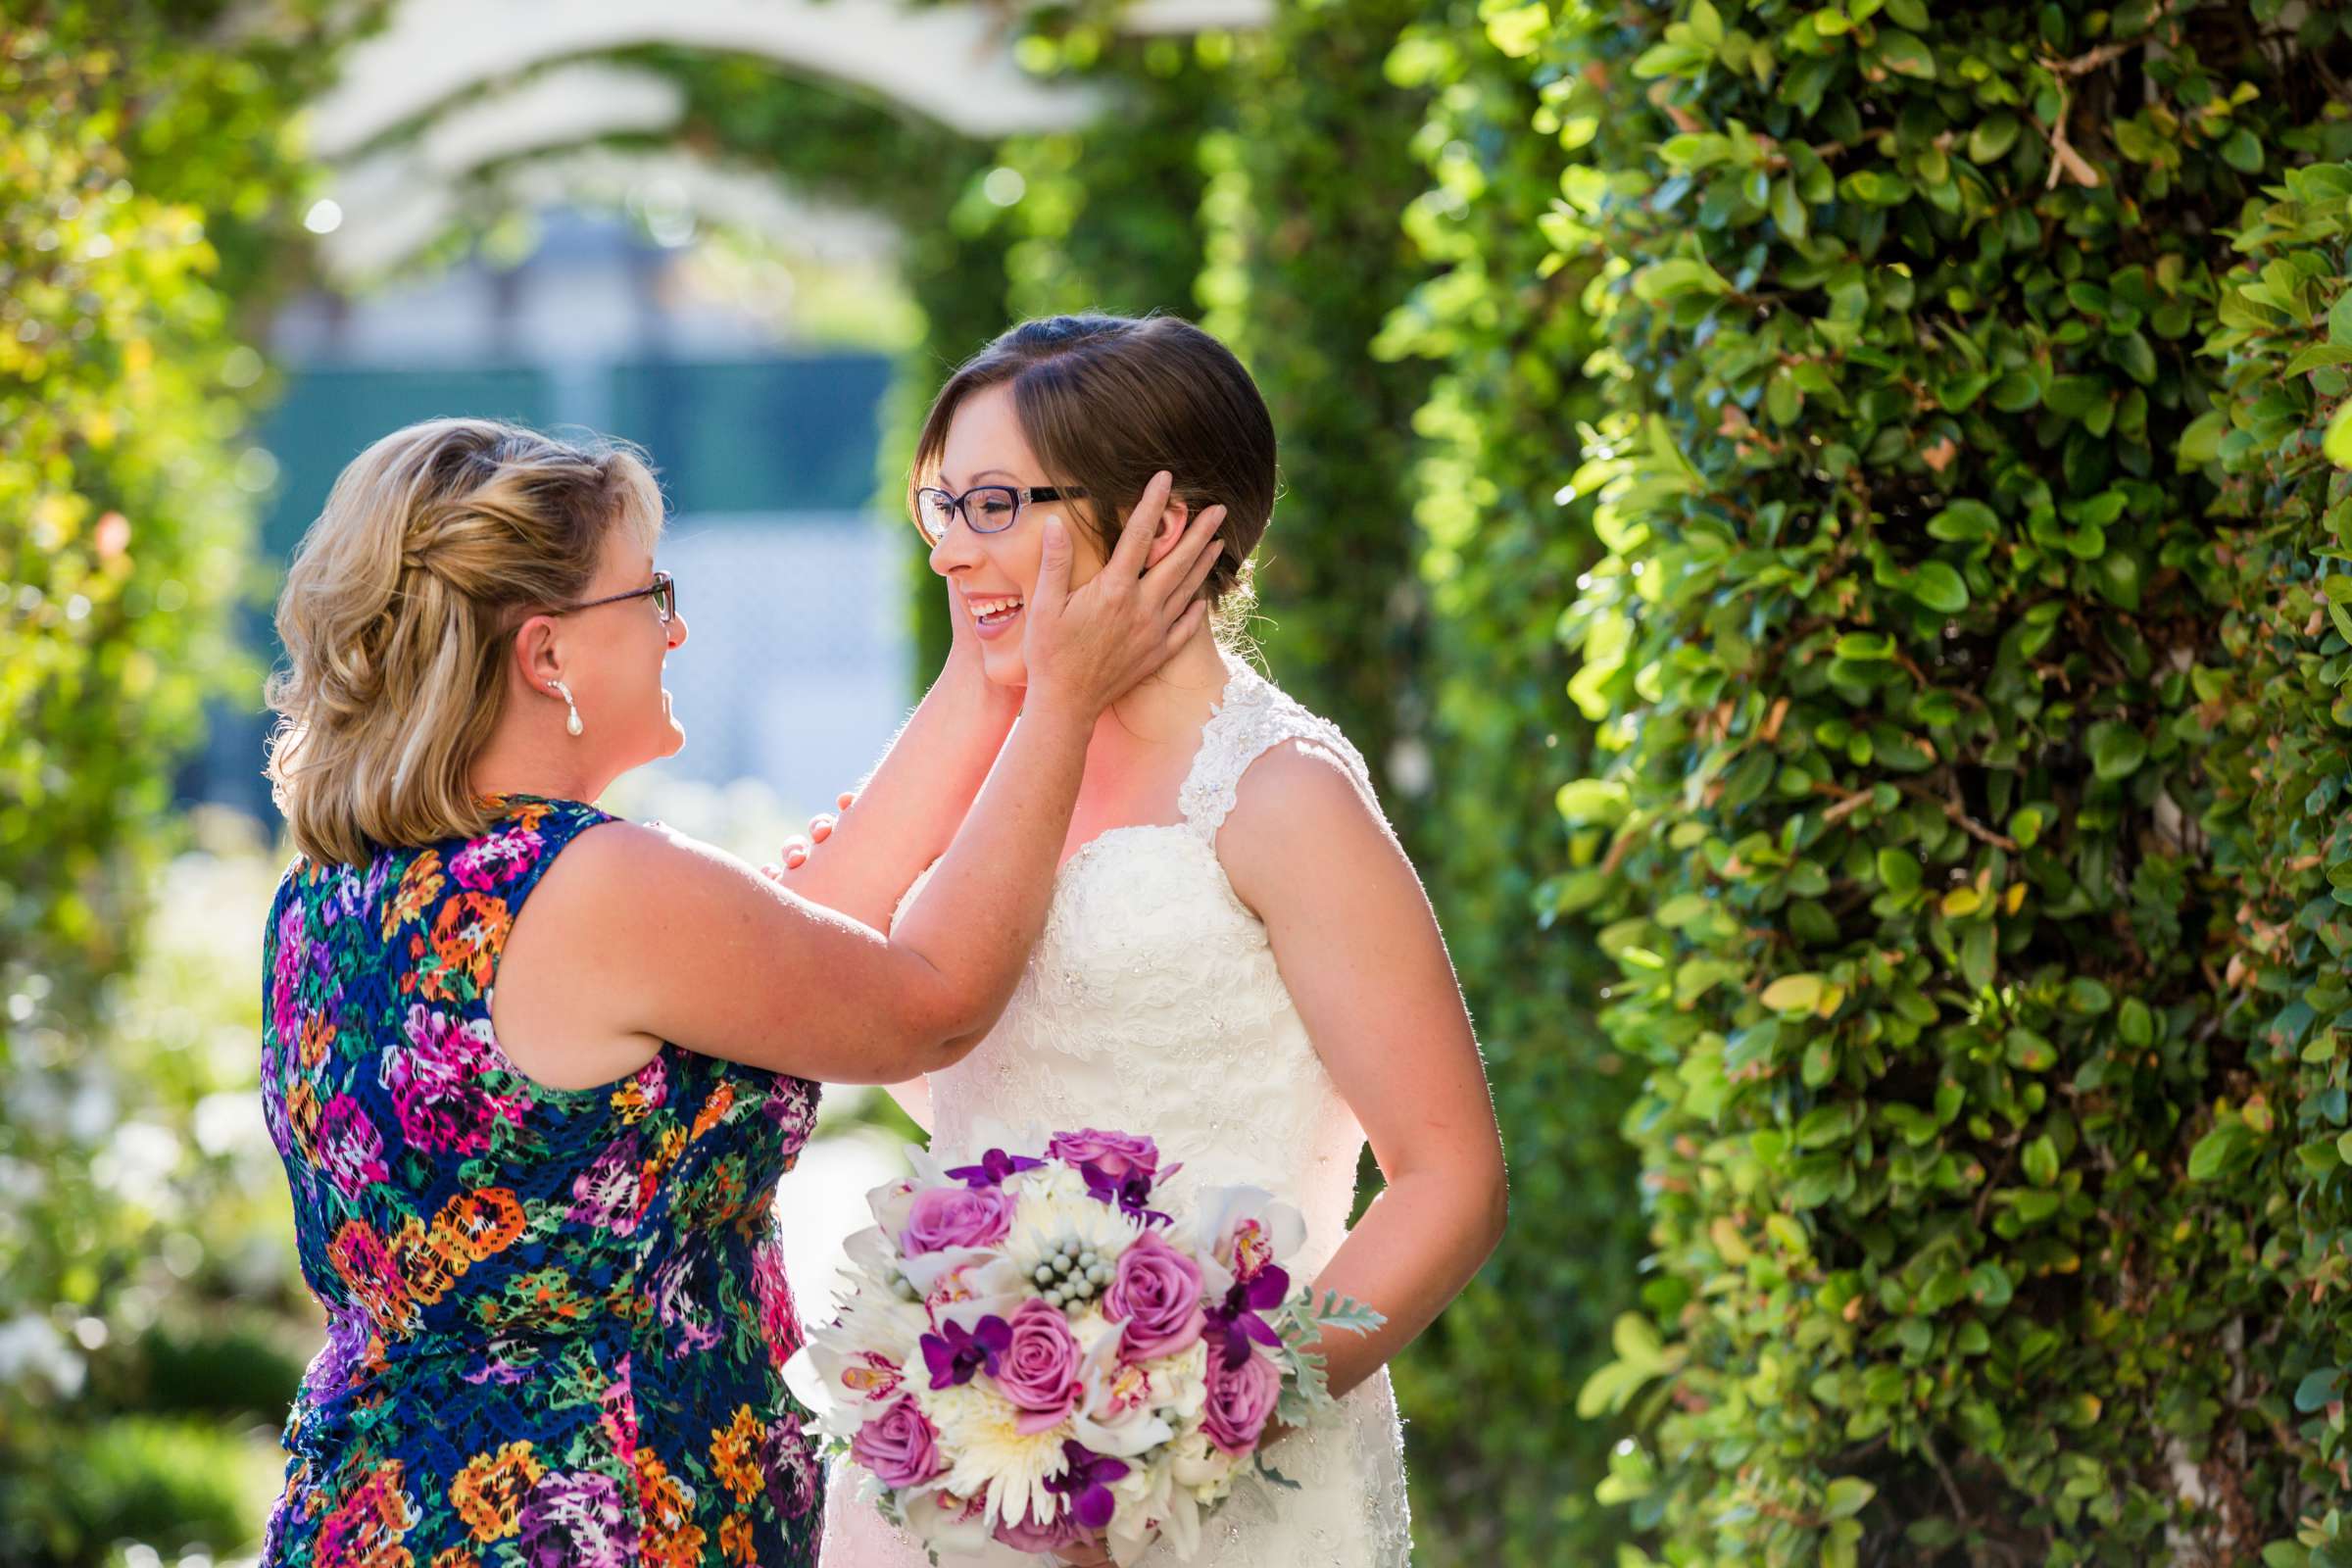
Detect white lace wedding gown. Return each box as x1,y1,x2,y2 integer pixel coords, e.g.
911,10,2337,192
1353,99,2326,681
816,658,1412,1567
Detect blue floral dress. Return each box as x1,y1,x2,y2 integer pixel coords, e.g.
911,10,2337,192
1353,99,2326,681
259,795,823,1568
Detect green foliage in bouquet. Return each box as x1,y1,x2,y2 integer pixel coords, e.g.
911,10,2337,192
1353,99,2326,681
1544,0,2352,1562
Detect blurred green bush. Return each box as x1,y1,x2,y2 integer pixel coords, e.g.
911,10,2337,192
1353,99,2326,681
2,5,338,1560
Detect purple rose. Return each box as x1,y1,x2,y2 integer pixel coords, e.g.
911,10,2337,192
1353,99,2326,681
993,1499,1086,1553
850,1397,945,1489
899,1183,1015,1254
997,1298,1084,1433
1047,1128,1163,1183
1103,1231,1204,1361
1202,1345,1281,1456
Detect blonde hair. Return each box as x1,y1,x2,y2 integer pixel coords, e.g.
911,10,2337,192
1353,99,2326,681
265,418,662,866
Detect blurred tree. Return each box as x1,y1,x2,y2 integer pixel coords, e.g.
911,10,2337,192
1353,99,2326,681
0,5,349,1557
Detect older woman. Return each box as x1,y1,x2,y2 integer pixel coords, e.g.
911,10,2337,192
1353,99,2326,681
255,417,1221,1567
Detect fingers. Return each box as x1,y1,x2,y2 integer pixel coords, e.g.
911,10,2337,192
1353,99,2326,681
808,813,837,844
837,790,857,810
1107,470,1174,577
1034,515,1074,618
1163,597,1211,660
1144,502,1227,612
1171,508,1226,609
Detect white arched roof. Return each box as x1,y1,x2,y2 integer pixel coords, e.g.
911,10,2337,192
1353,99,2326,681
304,0,1270,279
309,0,1272,156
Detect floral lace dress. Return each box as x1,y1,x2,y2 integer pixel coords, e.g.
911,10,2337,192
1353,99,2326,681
259,794,824,1568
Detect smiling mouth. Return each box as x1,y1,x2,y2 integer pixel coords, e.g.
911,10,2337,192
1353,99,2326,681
967,595,1025,628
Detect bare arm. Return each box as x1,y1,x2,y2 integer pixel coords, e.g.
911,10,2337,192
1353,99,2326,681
508,479,1226,1089
771,594,1014,1128
1220,741,1509,1399
775,588,1016,932
554,692,1091,1084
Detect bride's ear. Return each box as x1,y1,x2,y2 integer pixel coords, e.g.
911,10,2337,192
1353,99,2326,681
1144,499,1192,570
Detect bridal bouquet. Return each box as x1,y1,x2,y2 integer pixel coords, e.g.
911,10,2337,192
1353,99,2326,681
790,1128,1382,1564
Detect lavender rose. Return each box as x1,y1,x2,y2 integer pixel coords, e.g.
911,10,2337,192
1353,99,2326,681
1047,1128,1163,1183
899,1183,1015,1255
1202,1344,1282,1455
997,1298,1084,1433
850,1397,945,1490
993,1500,1086,1553
1102,1230,1204,1361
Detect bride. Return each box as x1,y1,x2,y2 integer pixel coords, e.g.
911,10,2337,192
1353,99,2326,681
779,314,1507,1566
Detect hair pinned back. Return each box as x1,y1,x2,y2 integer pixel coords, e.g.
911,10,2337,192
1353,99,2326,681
264,418,662,865
911,314,1278,647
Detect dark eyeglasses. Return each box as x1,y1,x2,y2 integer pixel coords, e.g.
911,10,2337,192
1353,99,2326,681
913,483,1088,546
552,570,677,625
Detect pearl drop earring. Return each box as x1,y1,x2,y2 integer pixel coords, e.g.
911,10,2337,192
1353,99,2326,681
551,679,583,737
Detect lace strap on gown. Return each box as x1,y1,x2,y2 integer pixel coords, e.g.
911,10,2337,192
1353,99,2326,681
1177,659,1378,843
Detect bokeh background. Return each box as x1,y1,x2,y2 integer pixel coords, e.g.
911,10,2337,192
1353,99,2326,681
9,2,2352,1565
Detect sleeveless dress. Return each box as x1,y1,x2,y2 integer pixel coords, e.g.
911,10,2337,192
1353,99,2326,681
819,659,1413,1567
259,794,826,1568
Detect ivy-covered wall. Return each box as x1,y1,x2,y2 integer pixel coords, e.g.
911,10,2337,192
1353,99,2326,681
1195,0,1438,808
2192,152,2352,1564
1373,6,1651,1562
1545,1,2352,1561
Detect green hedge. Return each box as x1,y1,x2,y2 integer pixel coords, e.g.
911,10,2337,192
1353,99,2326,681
1549,1,2352,1562
1194,0,1437,807
2193,152,2352,1561
994,30,1221,325
1375,7,1651,1562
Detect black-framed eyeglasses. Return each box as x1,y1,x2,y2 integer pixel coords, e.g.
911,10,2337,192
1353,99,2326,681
913,484,1088,546
552,570,677,625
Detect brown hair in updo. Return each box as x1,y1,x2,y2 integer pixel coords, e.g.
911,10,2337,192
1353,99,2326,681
264,417,662,865
909,314,1277,641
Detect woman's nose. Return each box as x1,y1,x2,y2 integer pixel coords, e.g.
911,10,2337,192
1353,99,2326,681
928,517,980,576
667,610,689,651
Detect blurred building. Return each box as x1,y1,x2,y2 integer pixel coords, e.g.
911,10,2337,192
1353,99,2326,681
191,209,911,825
